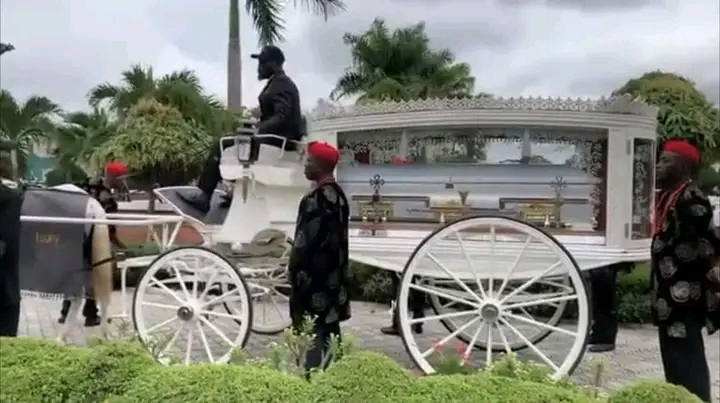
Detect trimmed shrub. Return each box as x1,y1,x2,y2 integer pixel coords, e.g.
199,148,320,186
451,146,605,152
0,338,90,403
608,380,703,403
119,364,312,403
311,351,415,401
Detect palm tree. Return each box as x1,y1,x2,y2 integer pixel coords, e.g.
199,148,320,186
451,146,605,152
87,65,224,130
330,18,476,103
0,43,15,56
0,90,61,176
52,108,117,175
226,0,346,111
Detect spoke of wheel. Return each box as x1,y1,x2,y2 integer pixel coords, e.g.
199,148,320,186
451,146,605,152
149,277,186,305
169,262,192,301
495,236,532,297
502,312,577,337
504,293,577,310
427,253,483,304
410,283,481,309
198,267,221,302
201,309,245,322
201,286,241,308
191,259,200,299
147,316,178,334
463,321,486,362
499,317,558,372
421,316,482,358
455,232,488,301
485,322,494,366
184,327,194,365
200,316,237,348
499,260,563,305
269,290,287,317
496,323,512,354
196,321,215,363
487,225,496,297
409,309,476,325
159,324,183,359
141,301,180,310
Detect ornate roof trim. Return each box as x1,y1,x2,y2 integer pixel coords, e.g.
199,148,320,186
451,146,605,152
310,94,659,121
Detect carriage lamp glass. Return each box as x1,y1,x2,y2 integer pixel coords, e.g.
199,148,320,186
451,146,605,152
631,138,655,239
337,126,609,235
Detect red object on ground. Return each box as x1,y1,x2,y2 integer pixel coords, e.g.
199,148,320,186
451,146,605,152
391,156,412,165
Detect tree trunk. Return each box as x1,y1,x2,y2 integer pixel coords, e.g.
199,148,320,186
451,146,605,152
147,188,156,214
227,0,243,112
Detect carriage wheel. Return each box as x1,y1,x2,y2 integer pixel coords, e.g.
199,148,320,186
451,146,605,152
223,265,292,335
133,246,253,365
429,276,570,351
397,215,590,379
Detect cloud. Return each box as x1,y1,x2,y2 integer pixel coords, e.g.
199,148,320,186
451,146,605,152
1,0,717,114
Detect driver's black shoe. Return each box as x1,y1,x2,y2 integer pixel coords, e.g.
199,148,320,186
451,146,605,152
219,193,233,208
380,323,423,335
587,343,615,353
178,191,210,214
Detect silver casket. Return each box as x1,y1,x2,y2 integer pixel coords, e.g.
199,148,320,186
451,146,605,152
19,188,91,299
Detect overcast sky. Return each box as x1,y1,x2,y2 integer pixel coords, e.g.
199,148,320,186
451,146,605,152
1,0,718,114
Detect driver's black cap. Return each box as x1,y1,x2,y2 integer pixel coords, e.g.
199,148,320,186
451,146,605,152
250,45,285,64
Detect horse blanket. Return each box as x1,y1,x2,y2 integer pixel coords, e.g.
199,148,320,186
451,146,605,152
19,186,103,299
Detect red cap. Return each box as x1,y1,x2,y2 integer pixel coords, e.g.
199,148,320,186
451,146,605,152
663,140,700,164
105,161,128,177
307,141,340,166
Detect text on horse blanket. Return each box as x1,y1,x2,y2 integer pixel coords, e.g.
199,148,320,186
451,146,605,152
19,188,90,300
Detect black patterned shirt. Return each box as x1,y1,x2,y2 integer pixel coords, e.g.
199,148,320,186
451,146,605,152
288,181,351,325
651,184,720,337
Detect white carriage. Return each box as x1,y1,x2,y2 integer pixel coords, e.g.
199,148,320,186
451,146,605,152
20,95,671,378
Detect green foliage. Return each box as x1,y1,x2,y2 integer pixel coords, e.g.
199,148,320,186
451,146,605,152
613,71,719,156
607,380,703,403
0,337,704,403
616,264,653,324
92,98,210,188
331,18,477,103
0,90,61,176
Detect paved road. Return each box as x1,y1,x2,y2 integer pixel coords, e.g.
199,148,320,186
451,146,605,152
17,291,719,401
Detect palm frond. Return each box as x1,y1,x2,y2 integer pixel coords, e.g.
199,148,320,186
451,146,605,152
87,83,121,109
292,0,346,21
245,0,285,45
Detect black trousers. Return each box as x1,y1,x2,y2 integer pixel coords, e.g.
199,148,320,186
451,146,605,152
0,303,20,336
297,321,341,372
60,298,98,318
658,316,712,402
390,275,426,323
197,135,298,198
589,265,618,344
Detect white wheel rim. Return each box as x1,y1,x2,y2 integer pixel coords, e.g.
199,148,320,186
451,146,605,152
234,266,292,333
133,247,252,364
398,216,589,379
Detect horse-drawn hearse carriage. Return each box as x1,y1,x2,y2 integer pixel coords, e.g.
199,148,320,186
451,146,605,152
20,94,695,379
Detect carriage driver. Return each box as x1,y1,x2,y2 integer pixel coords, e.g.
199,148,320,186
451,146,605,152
58,161,128,327
0,140,22,337
179,45,305,214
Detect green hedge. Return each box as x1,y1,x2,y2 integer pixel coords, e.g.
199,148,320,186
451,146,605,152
0,338,703,403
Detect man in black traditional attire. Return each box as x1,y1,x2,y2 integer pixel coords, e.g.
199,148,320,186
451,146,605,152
288,140,351,371
651,139,719,403
180,45,305,214
0,140,22,336
58,161,128,326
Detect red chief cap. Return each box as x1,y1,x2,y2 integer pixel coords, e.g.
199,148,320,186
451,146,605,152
105,161,128,177
663,140,701,164
307,141,340,166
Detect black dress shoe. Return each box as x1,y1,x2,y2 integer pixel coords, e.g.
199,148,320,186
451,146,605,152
587,343,615,353
58,315,67,324
380,324,423,335
178,191,210,214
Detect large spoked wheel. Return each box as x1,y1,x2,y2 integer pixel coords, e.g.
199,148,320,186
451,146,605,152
133,246,253,365
428,276,571,351
398,215,590,379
